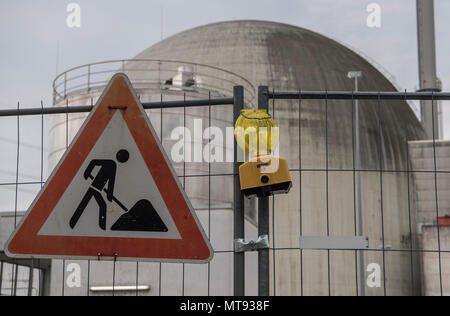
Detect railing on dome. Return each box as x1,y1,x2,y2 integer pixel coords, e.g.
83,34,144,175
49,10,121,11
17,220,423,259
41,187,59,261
53,59,257,106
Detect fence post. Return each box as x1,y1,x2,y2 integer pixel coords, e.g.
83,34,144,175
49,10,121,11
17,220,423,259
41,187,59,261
27,259,35,296
233,86,245,296
258,86,270,297
0,261,3,294
64,72,67,99
13,263,18,296
41,262,52,296
87,64,91,93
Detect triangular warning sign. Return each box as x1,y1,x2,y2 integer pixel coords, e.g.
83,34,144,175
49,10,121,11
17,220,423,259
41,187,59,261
6,74,213,263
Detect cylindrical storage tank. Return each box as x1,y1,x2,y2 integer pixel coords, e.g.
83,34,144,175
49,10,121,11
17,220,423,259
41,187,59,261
51,20,426,296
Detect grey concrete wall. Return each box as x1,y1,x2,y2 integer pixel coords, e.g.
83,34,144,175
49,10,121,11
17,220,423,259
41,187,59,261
409,140,450,224
421,226,450,296
409,140,450,296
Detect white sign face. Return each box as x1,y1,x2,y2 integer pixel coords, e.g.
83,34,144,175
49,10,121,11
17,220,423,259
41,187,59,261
39,111,181,240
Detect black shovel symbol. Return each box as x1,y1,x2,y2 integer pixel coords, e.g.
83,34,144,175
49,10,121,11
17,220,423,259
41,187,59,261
92,176,168,233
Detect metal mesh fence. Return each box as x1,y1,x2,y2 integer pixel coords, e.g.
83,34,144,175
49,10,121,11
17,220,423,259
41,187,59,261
0,86,449,296
264,89,450,296
0,91,245,296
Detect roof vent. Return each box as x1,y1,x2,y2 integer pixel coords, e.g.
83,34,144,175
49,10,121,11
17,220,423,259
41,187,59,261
165,66,198,88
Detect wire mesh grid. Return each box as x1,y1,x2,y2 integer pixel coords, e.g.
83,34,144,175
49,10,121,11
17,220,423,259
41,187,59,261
265,89,449,296
0,86,449,296
0,90,243,297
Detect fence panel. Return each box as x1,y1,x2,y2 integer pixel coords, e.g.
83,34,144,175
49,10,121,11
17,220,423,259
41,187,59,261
0,87,449,296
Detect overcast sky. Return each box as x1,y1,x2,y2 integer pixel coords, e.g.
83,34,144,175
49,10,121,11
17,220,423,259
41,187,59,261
1,0,449,107
1,0,450,211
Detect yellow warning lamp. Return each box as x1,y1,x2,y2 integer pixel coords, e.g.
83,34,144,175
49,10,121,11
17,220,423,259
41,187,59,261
235,110,292,198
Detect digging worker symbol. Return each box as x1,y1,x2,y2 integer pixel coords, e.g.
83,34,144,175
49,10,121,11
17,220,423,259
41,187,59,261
69,149,168,232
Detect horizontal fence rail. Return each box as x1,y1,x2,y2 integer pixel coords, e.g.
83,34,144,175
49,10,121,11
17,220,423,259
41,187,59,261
0,98,235,117
267,90,450,100
3,91,450,118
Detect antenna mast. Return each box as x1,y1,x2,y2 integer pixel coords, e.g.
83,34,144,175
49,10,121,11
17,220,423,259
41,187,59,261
416,0,441,139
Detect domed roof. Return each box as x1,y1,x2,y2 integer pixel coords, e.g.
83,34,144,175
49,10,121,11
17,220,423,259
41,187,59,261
132,20,425,170
134,20,398,92
129,21,425,294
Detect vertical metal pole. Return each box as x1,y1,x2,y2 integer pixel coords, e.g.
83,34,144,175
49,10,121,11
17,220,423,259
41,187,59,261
160,6,164,40
28,260,35,296
87,64,91,93
0,261,3,293
158,61,162,85
258,86,270,297
64,72,67,99
234,86,245,296
39,270,44,296
13,264,18,296
355,77,365,296
432,93,444,296
41,264,51,296
417,0,440,139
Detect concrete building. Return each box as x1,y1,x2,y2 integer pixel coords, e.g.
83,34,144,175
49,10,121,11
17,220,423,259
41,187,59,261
1,20,446,296
409,140,450,295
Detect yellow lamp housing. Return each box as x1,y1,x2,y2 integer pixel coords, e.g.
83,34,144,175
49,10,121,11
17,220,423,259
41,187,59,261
234,110,279,156
239,156,292,198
